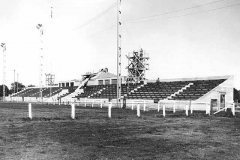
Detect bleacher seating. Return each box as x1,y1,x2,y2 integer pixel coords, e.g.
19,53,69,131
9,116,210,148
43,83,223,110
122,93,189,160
171,79,226,100
19,88,41,97
75,78,226,101
57,86,78,99
11,78,227,101
12,86,78,99
75,85,106,98
42,87,62,98
11,88,32,97
127,81,188,100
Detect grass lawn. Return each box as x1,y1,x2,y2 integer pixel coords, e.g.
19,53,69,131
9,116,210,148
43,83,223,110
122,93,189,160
0,102,240,160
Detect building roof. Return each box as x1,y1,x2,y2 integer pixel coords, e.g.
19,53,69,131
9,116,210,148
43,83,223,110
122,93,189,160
148,75,232,83
58,79,81,83
91,71,117,80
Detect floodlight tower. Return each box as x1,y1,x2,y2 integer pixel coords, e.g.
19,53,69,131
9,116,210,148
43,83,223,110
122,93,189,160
126,49,149,84
45,73,55,97
1,43,6,101
17,73,18,93
117,0,122,108
36,24,43,102
14,69,15,94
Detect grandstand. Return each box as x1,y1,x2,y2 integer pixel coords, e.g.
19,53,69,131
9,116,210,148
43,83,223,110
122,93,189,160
7,67,234,111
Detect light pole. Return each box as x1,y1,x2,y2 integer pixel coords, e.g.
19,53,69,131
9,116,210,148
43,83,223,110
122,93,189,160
14,69,15,94
1,43,6,101
117,0,122,108
36,24,43,102
17,73,18,93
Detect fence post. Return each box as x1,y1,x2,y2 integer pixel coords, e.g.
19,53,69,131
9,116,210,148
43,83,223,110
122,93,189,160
143,101,146,112
71,103,75,119
173,102,176,113
206,104,210,115
232,102,235,116
190,103,193,114
28,103,32,119
163,104,165,117
137,103,140,117
208,104,211,115
158,101,160,112
185,104,188,116
132,101,134,110
206,104,208,115
108,102,112,118
218,101,220,111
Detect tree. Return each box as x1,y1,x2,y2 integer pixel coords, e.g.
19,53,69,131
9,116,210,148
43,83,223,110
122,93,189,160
0,85,10,97
234,88,240,103
0,85,9,97
10,82,25,94
156,77,160,84
28,84,36,87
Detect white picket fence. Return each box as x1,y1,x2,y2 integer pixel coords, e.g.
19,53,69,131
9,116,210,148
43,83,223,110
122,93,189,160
25,99,239,120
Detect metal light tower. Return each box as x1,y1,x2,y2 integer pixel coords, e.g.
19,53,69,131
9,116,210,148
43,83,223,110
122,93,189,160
14,69,15,94
51,7,53,18
36,24,43,102
126,49,149,84
17,73,18,93
45,73,55,97
117,0,122,108
1,43,6,101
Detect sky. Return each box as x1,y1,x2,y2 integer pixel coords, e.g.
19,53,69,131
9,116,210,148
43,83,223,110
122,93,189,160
0,0,240,89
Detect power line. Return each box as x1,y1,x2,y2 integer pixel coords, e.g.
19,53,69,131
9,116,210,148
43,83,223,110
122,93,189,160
123,23,141,49
86,24,116,38
125,3,240,24
75,1,117,30
125,0,226,22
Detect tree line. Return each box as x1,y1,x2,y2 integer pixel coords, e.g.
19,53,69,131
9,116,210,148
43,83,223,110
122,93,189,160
0,82,29,97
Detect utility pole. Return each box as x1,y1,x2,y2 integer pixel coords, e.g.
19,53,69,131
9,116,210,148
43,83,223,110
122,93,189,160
117,0,122,108
50,7,53,98
50,63,52,97
1,43,6,101
36,24,43,102
17,73,18,93
51,7,53,18
14,69,15,94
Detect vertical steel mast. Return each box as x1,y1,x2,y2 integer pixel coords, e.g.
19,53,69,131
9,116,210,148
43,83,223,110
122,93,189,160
36,24,43,102
1,43,6,101
50,7,53,98
14,69,15,94
117,0,122,108
17,73,18,93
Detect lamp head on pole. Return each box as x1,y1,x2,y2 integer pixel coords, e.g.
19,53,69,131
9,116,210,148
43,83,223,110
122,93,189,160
36,24,43,29
1,43,6,51
36,24,43,35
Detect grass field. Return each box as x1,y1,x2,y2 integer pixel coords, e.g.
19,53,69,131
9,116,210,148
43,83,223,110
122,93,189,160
0,102,240,160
